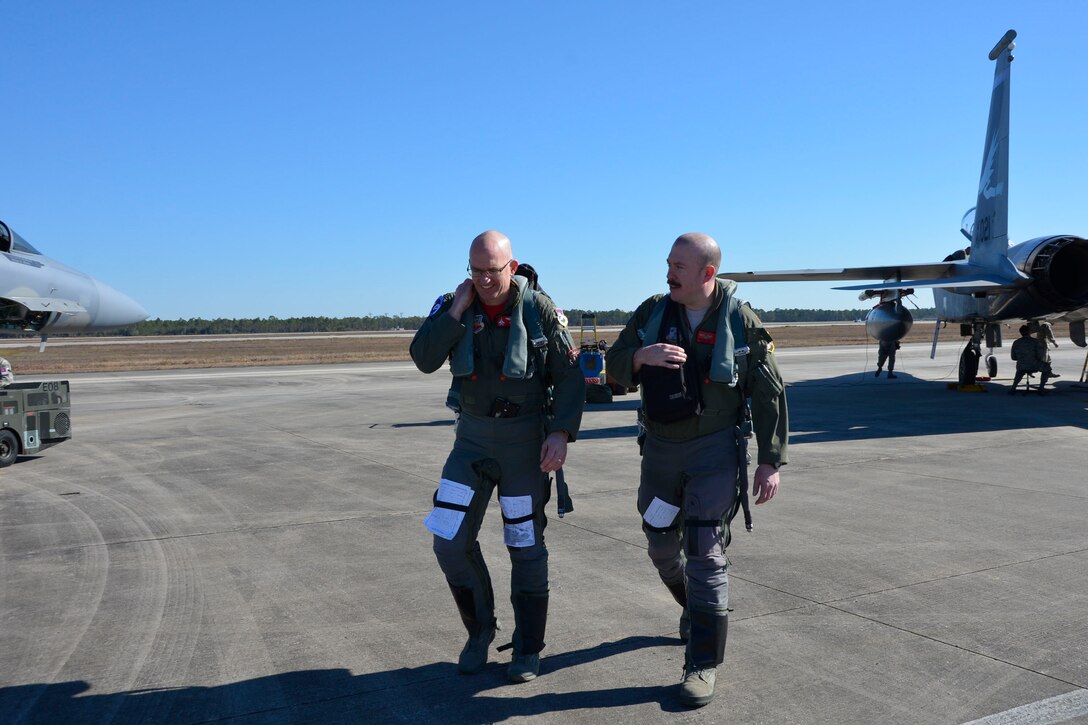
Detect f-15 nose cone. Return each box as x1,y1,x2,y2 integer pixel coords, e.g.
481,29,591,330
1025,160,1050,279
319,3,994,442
94,281,149,328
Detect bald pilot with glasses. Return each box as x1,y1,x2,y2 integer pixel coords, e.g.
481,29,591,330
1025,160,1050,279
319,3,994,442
411,230,584,683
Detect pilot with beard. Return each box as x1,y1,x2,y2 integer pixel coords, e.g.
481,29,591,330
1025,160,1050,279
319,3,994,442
606,233,789,708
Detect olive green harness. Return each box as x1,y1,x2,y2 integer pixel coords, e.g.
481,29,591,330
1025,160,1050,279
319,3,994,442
446,276,548,412
640,279,748,387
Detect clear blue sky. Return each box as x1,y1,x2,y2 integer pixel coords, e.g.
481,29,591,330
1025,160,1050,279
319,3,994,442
4,2,1086,320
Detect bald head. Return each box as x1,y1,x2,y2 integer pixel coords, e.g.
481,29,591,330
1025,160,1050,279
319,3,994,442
468,230,518,307
470,230,512,260
666,232,721,308
673,233,721,273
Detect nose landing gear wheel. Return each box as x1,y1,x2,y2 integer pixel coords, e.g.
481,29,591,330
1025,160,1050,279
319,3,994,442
959,344,981,385
986,355,998,378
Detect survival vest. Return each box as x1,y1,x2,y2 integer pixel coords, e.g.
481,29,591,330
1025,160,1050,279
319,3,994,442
638,279,748,423
445,271,551,412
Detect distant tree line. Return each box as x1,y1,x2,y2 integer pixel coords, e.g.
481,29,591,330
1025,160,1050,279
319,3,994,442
30,306,938,338
755,307,937,322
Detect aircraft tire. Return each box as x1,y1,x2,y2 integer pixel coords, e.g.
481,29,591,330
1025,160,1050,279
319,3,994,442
0,429,18,467
986,355,998,378
959,345,980,385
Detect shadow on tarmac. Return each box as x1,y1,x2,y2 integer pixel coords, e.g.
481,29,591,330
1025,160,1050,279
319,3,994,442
0,636,683,724
576,373,1088,445
788,373,1088,443
391,419,455,428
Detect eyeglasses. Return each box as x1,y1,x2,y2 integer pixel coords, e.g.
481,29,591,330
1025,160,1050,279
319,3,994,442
467,259,512,278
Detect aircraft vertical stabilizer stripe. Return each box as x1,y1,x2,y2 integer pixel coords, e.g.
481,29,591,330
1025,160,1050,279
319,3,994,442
970,33,1015,268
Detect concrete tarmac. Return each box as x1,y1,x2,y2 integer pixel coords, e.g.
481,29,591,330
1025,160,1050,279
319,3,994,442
2,341,1087,724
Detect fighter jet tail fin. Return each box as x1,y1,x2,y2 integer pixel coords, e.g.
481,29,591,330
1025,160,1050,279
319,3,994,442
969,30,1016,269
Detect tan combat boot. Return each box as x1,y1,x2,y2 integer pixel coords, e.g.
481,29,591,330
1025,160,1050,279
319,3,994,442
678,665,717,707
458,619,497,674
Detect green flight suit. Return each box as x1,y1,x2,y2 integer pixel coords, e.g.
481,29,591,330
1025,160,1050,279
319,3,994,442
605,279,788,669
411,281,584,658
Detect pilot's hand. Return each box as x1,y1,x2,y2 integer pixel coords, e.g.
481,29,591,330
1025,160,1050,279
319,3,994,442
540,431,568,473
449,278,477,318
633,344,687,373
752,463,780,505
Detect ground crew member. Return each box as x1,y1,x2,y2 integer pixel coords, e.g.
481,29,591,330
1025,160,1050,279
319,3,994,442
1035,320,1061,379
1037,320,1058,350
875,339,900,378
0,357,13,387
411,230,584,683
606,233,788,708
1010,324,1052,394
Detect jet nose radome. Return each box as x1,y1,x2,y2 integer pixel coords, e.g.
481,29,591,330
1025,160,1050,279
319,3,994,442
94,281,149,328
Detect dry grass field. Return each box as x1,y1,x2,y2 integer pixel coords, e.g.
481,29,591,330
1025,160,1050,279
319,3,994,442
3,321,1054,375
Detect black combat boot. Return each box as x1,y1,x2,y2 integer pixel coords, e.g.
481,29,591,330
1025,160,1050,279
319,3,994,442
679,610,728,708
449,584,497,674
665,580,690,643
508,593,548,683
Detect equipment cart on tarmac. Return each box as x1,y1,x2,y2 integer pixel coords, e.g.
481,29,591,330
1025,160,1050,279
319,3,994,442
0,381,72,467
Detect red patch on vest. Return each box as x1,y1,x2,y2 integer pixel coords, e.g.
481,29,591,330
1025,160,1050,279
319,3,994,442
696,331,716,345
496,315,512,328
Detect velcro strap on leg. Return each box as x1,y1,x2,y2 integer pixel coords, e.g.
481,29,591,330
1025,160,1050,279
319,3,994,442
433,492,470,513
685,518,723,557
502,513,534,525
642,521,680,533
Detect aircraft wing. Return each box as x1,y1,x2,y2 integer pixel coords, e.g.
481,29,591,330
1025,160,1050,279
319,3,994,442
4,296,88,315
721,260,1028,292
720,262,959,283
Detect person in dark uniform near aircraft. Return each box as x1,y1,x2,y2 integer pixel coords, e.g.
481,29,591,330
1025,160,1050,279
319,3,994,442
875,339,900,378
606,233,788,708
410,230,584,683
1010,324,1052,394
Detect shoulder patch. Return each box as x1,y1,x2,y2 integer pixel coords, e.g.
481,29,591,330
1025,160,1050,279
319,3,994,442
554,309,568,327
428,296,444,317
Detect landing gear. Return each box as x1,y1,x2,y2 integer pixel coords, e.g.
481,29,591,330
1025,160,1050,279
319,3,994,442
958,322,1001,385
959,342,981,385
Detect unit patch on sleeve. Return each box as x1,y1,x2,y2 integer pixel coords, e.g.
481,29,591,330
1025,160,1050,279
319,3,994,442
428,296,444,317
555,309,568,327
